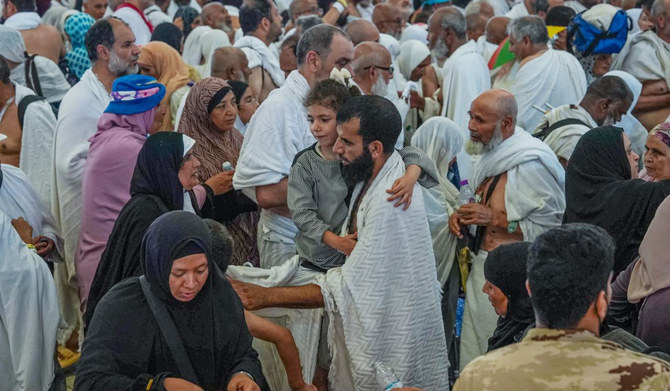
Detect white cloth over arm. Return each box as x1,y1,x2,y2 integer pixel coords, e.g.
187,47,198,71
234,35,285,88
511,49,587,131
182,26,213,66
0,211,60,391
14,83,58,209
472,128,566,241
611,30,670,85
317,151,449,391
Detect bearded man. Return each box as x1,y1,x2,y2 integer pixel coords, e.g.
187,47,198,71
449,89,565,367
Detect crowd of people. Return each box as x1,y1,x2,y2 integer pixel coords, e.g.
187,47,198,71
1,0,670,388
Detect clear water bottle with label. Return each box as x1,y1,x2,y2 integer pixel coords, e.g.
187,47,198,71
458,180,475,206
373,361,404,390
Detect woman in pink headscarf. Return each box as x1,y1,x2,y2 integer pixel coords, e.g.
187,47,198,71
639,123,670,182
76,75,166,311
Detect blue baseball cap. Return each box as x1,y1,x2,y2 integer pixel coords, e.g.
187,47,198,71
104,74,166,115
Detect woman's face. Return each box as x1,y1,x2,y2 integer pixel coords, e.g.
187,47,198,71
592,54,613,78
148,104,167,135
644,134,670,180
623,133,640,179
210,91,237,132
409,55,431,82
139,62,159,79
169,253,209,302
237,87,259,125
483,280,508,317
178,152,201,190
307,103,338,149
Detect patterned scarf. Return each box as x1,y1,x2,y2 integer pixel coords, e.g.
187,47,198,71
64,12,95,79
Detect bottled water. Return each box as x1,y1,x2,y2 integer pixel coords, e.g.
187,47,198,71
458,180,475,206
373,361,404,390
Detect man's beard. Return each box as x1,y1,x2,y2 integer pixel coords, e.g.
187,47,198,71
465,123,504,156
432,37,450,60
602,114,616,126
108,49,139,76
341,148,374,188
370,73,388,96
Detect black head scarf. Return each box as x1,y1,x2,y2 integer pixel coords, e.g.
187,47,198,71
174,6,199,39
151,23,184,53
228,80,249,107
130,132,187,211
484,242,534,351
564,126,670,274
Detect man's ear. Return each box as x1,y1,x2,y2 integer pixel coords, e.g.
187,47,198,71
260,16,271,34
368,140,384,159
595,290,608,321
96,44,111,62
305,50,321,73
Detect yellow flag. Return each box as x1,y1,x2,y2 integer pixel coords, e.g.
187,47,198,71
547,25,567,38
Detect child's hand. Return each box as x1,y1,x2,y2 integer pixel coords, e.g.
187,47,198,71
387,165,422,210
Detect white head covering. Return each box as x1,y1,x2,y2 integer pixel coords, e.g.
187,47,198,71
411,117,464,179
196,29,232,78
182,134,196,157
604,70,647,157
0,25,26,64
626,8,642,34
397,39,431,81
400,24,428,44
182,26,213,66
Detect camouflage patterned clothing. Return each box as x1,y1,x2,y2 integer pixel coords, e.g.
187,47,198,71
454,328,670,391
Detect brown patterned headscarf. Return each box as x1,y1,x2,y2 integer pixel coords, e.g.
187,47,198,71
177,77,259,266
178,77,244,182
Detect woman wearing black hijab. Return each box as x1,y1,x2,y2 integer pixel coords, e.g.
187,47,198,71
563,126,670,275
483,242,535,351
84,132,225,329
75,211,268,391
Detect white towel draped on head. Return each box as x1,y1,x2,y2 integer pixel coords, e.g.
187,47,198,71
0,25,25,63
194,29,231,78
234,35,285,88
400,24,428,44
182,26,213,66
605,70,648,158
472,128,566,241
397,40,431,81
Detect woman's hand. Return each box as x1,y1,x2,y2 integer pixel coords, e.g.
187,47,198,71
206,170,235,195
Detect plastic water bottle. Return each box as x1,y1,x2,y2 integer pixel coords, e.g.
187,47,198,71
374,361,404,390
221,161,234,171
458,180,475,206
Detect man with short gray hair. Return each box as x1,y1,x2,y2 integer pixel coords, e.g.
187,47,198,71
507,15,586,130
465,0,494,41
233,24,354,268
427,6,490,181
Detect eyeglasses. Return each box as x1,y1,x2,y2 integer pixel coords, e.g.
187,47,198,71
364,65,394,74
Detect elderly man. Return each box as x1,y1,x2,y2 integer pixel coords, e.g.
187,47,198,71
465,0,495,41
113,0,154,45
200,2,232,31
612,0,670,130
287,0,320,33
454,224,670,391
53,17,139,313
534,76,633,167
387,0,413,24
449,89,565,367
234,0,284,102
344,18,380,45
211,46,252,82
428,6,490,181
84,0,109,20
508,16,586,131
2,0,64,63
373,3,403,40
0,56,57,209
505,0,551,18
233,25,354,268
233,96,449,390
478,16,509,69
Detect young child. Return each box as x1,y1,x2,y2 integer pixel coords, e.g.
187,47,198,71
287,73,439,273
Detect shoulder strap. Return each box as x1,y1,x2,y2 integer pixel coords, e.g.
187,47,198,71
470,173,503,255
534,118,591,141
139,276,200,384
18,95,46,128
24,54,43,97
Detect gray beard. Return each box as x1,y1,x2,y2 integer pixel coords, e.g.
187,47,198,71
466,124,504,155
432,37,450,60
108,50,138,76
370,74,388,96
602,115,616,126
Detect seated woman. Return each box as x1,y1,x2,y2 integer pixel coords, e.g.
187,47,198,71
139,41,198,131
178,77,259,266
610,196,670,353
75,211,268,391
639,123,670,182
483,242,535,351
228,80,259,135
84,132,232,329
564,126,670,275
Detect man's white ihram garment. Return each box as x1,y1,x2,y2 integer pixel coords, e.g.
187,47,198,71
226,257,322,391
511,49,587,132
234,35,286,88
3,12,42,30
0,211,60,391
471,127,566,241
440,39,491,182
12,83,59,208
612,30,670,85
113,6,152,45
52,68,111,311
233,70,314,268
317,151,449,390
532,104,596,162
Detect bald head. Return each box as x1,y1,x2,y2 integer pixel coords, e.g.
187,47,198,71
485,16,510,44
211,47,251,81
372,3,403,37
344,19,380,45
353,41,391,74
652,0,670,42
465,1,494,41
201,2,230,29
289,0,318,23
470,90,517,137
352,42,392,94
386,0,413,23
